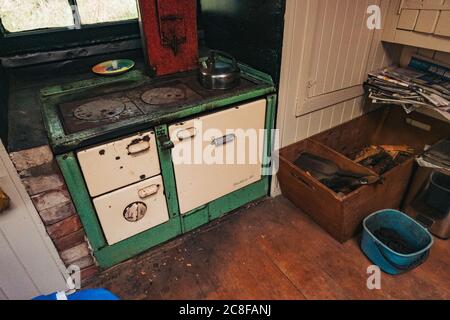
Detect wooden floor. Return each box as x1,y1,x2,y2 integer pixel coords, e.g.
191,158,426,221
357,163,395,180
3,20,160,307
85,196,450,300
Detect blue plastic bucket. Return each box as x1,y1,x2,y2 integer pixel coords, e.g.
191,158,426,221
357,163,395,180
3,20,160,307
33,289,119,300
361,209,434,275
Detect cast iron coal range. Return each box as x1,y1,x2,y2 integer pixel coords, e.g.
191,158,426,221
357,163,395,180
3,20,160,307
58,72,256,135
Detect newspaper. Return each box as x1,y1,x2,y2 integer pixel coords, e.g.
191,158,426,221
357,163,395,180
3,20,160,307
416,139,450,171
364,55,450,121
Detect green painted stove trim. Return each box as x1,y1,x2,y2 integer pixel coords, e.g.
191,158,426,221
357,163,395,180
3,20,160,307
95,178,268,269
57,146,269,269
56,151,184,267
182,206,209,233
41,62,276,155
94,218,183,269
56,153,107,251
155,124,181,220
263,94,278,172
40,70,147,98
49,66,277,269
179,94,277,234
182,179,269,234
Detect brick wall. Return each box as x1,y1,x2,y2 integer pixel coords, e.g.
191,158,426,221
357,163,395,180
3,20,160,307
9,145,98,282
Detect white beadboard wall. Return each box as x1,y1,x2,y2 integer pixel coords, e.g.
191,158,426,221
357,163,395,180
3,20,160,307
272,0,402,195
277,0,401,148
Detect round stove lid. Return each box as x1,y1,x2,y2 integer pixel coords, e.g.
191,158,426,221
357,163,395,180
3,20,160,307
73,99,126,121
141,87,186,105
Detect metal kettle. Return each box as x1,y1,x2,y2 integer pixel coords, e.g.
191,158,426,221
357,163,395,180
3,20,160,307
198,50,241,90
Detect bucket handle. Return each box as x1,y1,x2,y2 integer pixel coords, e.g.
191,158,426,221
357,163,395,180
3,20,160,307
375,242,430,272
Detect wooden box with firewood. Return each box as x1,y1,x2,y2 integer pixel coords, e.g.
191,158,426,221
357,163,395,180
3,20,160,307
278,106,450,243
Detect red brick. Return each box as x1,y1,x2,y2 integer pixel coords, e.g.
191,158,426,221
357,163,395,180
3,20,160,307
81,265,99,282
9,146,53,171
22,173,65,196
31,187,71,212
68,255,95,270
39,202,76,226
60,243,91,265
46,215,83,240
53,229,86,252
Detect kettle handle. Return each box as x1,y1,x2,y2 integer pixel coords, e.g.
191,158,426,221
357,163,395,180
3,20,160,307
208,50,239,69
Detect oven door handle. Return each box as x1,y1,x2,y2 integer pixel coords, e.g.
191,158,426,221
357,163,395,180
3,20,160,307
212,134,236,147
127,140,151,155
138,184,160,199
177,127,197,141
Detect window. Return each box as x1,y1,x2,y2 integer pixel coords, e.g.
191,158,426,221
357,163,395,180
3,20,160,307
76,0,138,25
0,0,74,33
0,0,138,34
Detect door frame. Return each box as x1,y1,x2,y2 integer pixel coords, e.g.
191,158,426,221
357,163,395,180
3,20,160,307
0,140,67,299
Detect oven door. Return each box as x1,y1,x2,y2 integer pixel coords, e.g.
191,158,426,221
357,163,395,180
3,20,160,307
169,99,267,215
93,175,169,245
77,131,160,197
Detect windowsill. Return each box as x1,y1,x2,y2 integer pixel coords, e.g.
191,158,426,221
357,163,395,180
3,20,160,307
2,19,138,38
0,20,140,57
1,37,142,68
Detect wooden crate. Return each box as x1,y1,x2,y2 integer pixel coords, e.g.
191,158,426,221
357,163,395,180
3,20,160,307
278,107,450,243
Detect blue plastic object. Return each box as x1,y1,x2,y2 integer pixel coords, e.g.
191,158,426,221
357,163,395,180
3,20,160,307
32,289,119,300
361,209,434,275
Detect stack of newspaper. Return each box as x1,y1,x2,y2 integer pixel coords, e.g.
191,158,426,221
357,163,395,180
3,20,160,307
364,56,450,121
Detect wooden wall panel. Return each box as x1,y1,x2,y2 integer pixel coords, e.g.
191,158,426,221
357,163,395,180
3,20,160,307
273,0,401,196
383,0,450,52
278,0,400,145
415,9,441,33
435,11,450,36
294,0,378,117
398,9,420,30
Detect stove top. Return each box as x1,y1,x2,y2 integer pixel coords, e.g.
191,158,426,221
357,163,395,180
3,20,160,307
58,72,255,134
73,99,128,121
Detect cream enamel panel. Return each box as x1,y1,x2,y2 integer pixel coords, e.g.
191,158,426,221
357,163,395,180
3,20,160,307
93,175,169,245
170,100,267,215
77,131,160,197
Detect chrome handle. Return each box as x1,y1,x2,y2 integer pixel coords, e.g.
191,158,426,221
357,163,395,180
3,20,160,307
212,134,236,147
138,184,160,199
127,139,151,155
177,127,197,141
0,187,10,214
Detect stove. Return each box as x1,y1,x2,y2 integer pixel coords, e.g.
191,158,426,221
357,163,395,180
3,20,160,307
59,94,144,134
58,72,255,135
126,80,202,115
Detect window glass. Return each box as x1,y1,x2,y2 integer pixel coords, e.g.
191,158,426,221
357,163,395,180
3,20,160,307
76,0,138,25
0,0,74,33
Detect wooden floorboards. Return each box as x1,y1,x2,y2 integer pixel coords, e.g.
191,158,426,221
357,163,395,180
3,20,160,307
85,196,450,300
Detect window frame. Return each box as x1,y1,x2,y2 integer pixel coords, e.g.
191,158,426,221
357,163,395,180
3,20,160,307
0,0,139,38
